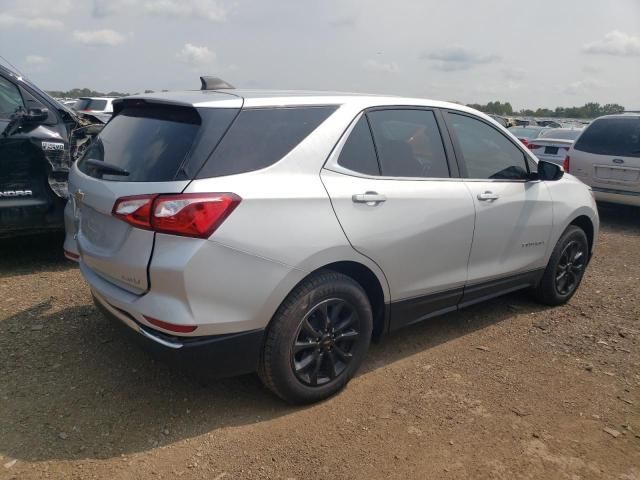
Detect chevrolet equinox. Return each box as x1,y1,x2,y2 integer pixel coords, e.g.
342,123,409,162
64,83,599,403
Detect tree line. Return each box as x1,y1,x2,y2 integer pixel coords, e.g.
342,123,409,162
465,100,625,119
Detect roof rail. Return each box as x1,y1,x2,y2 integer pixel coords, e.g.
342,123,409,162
200,76,235,90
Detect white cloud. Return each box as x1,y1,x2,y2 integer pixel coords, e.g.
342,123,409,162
422,47,500,71
25,55,49,66
363,59,400,74
72,29,127,47
582,31,640,57
92,0,137,17
0,13,63,30
177,43,216,67
10,0,72,17
144,0,228,22
502,67,525,81
564,79,605,95
93,0,228,21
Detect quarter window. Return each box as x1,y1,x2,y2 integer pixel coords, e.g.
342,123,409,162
337,116,380,175
367,109,450,178
0,77,25,118
449,113,529,180
198,106,337,178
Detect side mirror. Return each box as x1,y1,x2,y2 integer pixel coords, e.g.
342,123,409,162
23,107,49,124
537,160,564,181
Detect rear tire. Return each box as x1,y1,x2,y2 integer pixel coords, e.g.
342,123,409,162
533,225,589,306
258,271,373,404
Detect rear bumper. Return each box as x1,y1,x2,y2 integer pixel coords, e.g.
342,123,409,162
93,290,264,377
593,187,640,207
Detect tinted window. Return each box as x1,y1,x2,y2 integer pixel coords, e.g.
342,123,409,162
198,106,337,178
87,99,107,110
0,76,24,117
337,116,380,175
367,109,450,178
508,127,544,139
78,104,201,182
540,128,583,141
574,117,640,158
450,113,529,180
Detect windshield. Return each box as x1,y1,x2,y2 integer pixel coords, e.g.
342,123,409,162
540,129,583,140
75,99,107,111
509,127,544,138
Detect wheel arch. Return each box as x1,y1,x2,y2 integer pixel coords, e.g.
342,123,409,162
569,214,595,256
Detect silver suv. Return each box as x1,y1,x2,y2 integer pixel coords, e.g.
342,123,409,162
64,87,599,403
566,113,640,207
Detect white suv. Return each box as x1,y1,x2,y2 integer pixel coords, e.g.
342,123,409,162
64,88,599,403
566,113,640,207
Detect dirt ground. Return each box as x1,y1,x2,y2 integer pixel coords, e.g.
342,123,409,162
0,204,638,480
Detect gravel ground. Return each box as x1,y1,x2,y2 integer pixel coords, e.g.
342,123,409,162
0,204,638,480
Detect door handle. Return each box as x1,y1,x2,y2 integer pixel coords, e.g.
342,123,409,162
477,191,499,201
352,191,387,205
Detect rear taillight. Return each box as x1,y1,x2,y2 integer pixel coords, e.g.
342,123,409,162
112,194,157,230
528,144,543,150
520,138,530,147
563,155,570,172
112,193,241,238
561,146,571,151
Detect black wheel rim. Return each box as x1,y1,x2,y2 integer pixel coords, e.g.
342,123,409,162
555,240,586,296
291,298,360,387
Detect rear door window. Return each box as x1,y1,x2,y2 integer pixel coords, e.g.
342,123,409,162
197,106,337,178
574,117,640,158
78,103,204,182
0,76,24,118
337,116,380,175
449,112,530,180
367,109,450,178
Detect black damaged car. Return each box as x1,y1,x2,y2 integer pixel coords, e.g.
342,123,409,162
0,63,103,238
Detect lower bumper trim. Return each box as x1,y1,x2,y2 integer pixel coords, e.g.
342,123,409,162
92,291,265,378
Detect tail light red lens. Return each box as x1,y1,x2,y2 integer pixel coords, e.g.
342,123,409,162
520,138,530,147
528,144,543,150
112,194,157,230
563,155,570,172
112,193,241,239
152,193,241,238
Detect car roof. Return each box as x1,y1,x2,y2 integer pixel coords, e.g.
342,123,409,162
123,89,482,114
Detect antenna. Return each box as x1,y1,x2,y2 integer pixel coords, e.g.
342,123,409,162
200,76,235,90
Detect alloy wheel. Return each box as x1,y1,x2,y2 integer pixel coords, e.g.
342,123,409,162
555,240,586,296
291,298,360,387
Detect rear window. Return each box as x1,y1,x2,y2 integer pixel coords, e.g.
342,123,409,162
509,127,543,138
540,129,582,141
574,117,640,158
78,104,202,182
197,106,337,178
86,99,107,110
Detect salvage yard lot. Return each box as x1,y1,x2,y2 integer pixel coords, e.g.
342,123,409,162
0,205,638,480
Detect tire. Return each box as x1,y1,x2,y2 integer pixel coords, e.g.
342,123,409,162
258,270,373,404
532,225,589,306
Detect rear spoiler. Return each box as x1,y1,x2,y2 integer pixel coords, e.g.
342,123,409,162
200,76,235,90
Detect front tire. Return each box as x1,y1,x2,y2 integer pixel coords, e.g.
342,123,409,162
258,271,373,404
533,225,589,306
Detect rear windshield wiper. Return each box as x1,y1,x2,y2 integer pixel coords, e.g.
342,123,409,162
84,158,130,176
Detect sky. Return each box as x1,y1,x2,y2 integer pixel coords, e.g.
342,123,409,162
0,0,639,110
